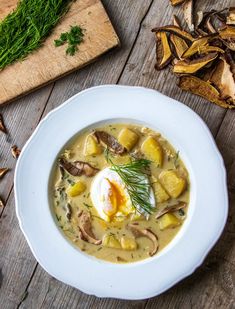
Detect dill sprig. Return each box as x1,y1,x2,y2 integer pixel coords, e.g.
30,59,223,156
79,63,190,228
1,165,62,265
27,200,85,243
106,152,154,215
54,25,84,56
0,0,72,70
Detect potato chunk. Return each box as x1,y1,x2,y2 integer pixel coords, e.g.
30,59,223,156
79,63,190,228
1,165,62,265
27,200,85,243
153,181,170,203
67,181,86,197
158,213,181,230
159,170,186,198
141,136,163,166
84,134,102,156
118,128,139,151
120,237,137,250
102,234,121,249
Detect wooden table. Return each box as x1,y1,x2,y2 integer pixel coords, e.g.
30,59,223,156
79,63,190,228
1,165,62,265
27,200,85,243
0,0,234,308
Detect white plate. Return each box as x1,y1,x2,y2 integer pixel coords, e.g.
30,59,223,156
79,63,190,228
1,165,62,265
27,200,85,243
15,85,228,300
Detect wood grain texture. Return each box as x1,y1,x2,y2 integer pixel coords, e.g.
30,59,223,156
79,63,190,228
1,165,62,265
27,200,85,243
0,0,153,308
0,0,119,105
0,0,234,308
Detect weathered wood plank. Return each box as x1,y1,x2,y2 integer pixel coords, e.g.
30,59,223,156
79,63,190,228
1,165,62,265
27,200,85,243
0,0,153,308
0,85,53,214
145,111,235,309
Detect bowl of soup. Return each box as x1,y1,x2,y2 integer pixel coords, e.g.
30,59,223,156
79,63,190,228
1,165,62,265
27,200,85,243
15,85,228,299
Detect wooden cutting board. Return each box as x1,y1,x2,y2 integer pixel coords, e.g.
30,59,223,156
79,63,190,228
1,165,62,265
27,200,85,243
0,0,120,105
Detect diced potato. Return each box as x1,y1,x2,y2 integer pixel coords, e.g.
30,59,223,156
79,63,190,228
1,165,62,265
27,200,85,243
158,213,181,230
153,181,170,203
159,170,186,198
102,234,121,249
141,136,163,167
118,128,139,151
84,134,102,156
120,237,137,250
67,181,86,197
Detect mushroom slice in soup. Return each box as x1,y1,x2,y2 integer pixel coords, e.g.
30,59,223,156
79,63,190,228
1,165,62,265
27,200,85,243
127,222,159,256
155,201,187,219
78,211,102,245
59,158,99,177
94,131,126,154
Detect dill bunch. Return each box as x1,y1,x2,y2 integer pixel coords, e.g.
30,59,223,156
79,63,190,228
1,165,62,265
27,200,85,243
106,152,154,215
0,0,72,70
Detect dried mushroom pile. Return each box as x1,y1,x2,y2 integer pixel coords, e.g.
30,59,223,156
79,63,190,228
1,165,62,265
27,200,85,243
152,3,235,109
0,114,21,209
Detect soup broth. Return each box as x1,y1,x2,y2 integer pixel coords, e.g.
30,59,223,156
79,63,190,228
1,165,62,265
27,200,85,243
52,123,190,263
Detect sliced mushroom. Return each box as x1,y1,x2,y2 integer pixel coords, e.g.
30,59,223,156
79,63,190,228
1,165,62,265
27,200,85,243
210,57,235,101
198,45,224,54
78,211,102,245
11,145,21,159
178,75,235,109
170,0,186,5
227,7,235,25
155,32,173,69
225,49,235,79
59,158,99,177
94,131,126,155
0,168,9,179
66,203,72,221
170,34,188,59
127,222,158,256
219,26,235,40
173,52,218,74
0,197,4,209
173,15,182,28
152,25,194,43
183,0,194,32
0,114,7,134
156,202,187,219
182,35,218,58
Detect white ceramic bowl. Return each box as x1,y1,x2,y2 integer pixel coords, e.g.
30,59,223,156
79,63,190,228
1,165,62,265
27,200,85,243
15,85,228,299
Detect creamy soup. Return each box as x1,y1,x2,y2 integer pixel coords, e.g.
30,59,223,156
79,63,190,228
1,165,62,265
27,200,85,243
52,124,190,263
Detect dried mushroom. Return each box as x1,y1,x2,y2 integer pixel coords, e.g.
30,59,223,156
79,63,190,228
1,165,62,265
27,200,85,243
94,131,126,155
127,222,158,256
210,57,235,102
227,7,235,25
11,145,21,158
170,0,186,6
152,6,235,108
0,114,7,133
173,53,218,74
156,202,187,219
78,211,102,245
178,75,235,109
152,25,194,43
183,0,194,32
0,168,9,179
0,197,4,209
155,32,173,69
59,158,99,177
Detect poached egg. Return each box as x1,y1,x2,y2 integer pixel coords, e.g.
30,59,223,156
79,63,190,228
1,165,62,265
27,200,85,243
91,167,155,222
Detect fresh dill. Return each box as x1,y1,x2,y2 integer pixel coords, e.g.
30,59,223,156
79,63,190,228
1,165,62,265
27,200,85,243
0,0,72,70
54,25,84,56
106,152,154,215
173,151,180,169
83,202,92,209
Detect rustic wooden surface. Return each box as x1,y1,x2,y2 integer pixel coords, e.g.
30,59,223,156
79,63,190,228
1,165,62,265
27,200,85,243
0,0,119,105
0,0,234,308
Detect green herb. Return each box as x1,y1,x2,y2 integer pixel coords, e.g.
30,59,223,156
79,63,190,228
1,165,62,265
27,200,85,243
178,209,185,216
173,151,180,169
54,25,84,56
67,178,75,185
56,214,62,221
0,0,72,70
106,152,154,215
83,202,92,209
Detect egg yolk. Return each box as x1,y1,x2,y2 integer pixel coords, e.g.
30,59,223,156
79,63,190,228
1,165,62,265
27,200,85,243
103,179,126,217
